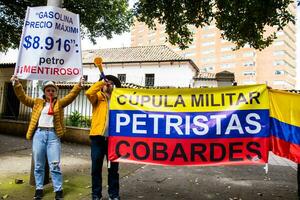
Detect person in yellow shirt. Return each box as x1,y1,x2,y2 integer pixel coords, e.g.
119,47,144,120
85,75,121,200
10,75,84,200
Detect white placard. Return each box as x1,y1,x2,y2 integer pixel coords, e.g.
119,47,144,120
15,6,82,82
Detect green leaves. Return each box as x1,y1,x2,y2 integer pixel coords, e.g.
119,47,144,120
64,0,133,43
133,0,295,50
0,0,295,52
214,0,295,50
0,0,133,52
133,0,214,49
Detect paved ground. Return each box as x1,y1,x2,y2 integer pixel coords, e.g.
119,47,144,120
0,134,298,200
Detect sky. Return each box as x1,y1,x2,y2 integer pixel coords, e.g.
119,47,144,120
81,7,300,89
81,32,131,50
1,5,299,88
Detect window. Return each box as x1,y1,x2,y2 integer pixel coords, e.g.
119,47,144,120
203,25,215,30
277,31,284,36
145,74,155,87
221,54,235,61
148,31,156,37
273,60,286,66
202,66,215,72
220,63,235,68
243,71,256,76
202,33,215,38
243,80,256,85
184,52,196,58
159,37,166,42
201,57,215,63
274,70,285,75
273,51,285,56
189,44,196,49
243,51,255,57
273,80,294,88
243,61,255,67
221,46,233,52
273,80,285,85
274,41,284,46
202,41,215,47
117,74,126,83
148,39,155,45
202,49,215,55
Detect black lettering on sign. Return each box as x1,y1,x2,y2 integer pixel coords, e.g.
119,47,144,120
133,141,150,160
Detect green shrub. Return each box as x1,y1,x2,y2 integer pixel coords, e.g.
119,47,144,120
66,111,91,128
80,116,91,128
68,111,82,127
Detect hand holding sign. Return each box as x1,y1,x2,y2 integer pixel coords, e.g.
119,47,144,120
15,6,82,82
10,75,19,86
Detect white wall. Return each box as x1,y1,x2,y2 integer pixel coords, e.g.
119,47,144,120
193,79,217,88
83,61,196,87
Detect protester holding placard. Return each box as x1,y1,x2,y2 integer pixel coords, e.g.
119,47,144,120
10,75,84,200
85,75,121,200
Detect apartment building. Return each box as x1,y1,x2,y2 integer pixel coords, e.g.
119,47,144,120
131,4,296,89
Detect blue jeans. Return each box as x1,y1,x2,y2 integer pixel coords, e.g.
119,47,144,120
91,136,119,199
33,128,62,192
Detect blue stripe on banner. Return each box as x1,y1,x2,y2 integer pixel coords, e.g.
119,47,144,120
270,117,300,145
109,109,269,139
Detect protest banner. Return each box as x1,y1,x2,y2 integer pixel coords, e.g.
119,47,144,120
15,6,82,81
108,84,270,166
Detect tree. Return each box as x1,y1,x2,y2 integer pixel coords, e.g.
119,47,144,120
0,0,133,52
133,0,295,50
0,0,295,52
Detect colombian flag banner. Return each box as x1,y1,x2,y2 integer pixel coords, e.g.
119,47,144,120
108,84,269,166
269,89,300,163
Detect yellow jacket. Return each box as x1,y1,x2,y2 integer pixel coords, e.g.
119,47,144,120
85,81,109,136
13,82,82,140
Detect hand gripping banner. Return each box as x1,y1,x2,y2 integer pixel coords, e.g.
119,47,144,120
108,84,270,166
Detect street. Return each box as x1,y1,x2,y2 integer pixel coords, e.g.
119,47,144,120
0,133,298,200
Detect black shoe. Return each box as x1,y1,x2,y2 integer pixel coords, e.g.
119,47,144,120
55,190,63,200
33,189,43,199
92,197,103,200
109,197,120,200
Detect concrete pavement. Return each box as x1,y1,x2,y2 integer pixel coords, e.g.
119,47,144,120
0,134,298,200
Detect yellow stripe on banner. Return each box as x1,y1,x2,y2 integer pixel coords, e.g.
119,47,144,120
269,89,300,127
110,84,269,112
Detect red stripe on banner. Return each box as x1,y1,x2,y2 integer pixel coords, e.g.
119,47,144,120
108,136,269,166
270,136,300,163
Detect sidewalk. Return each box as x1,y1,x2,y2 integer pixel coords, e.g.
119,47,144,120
0,134,298,200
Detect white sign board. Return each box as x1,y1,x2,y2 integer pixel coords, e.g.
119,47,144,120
15,6,82,82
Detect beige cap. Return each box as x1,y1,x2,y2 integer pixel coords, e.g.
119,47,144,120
42,81,58,92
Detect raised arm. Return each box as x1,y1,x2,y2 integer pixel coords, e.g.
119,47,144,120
11,75,34,108
85,81,105,105
59,77,84,108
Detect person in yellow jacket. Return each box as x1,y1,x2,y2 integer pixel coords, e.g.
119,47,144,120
10,75,84,200
85,75,121,200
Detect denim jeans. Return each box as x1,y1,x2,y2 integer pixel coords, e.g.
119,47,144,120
32,128,62,192
91,136,119,199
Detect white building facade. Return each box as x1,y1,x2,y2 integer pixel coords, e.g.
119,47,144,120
82,45,199,88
